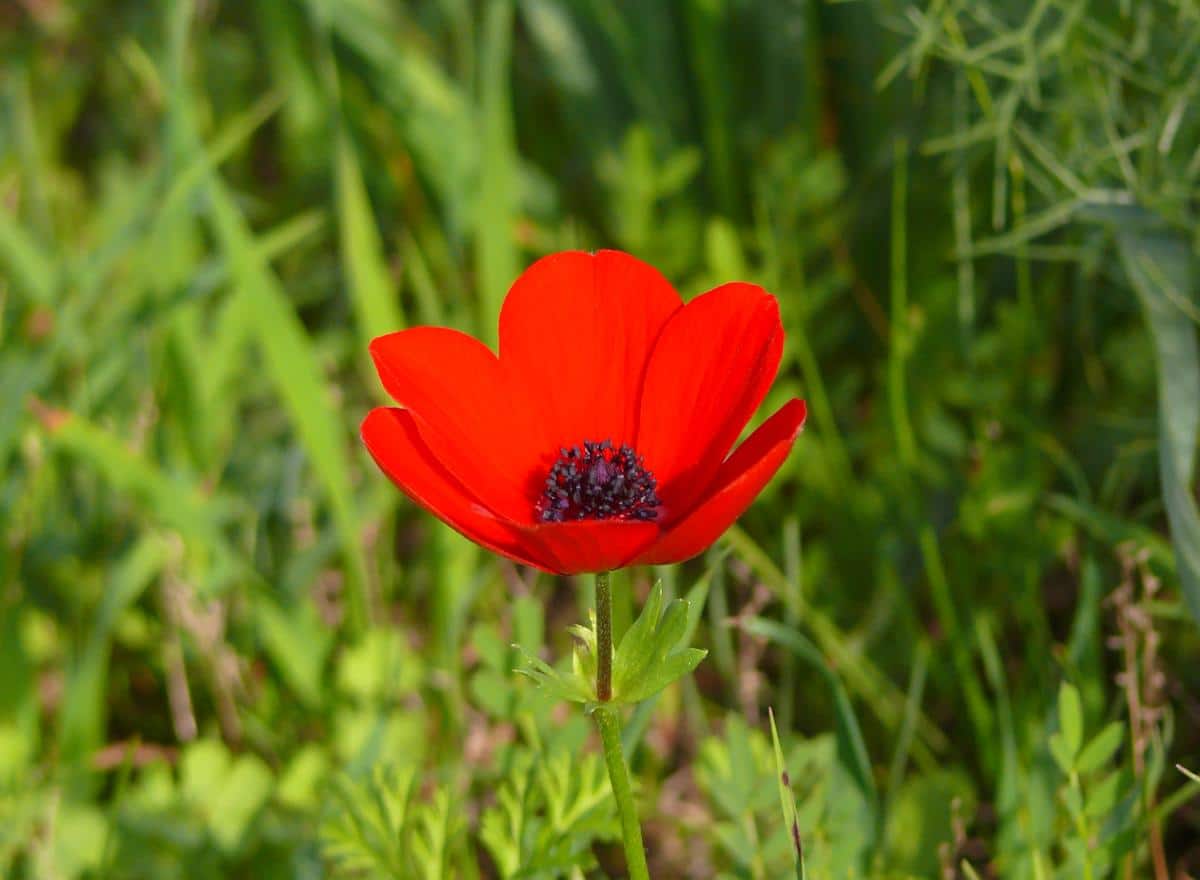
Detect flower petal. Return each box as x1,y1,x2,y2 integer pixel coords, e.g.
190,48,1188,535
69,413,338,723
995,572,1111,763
370,327,544,522
498,250,682,450
361,408,554,571
636,399,806,566
524,519,661,576
636,282,784,515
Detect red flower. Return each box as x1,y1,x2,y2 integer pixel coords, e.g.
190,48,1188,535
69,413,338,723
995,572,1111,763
362,250,806,575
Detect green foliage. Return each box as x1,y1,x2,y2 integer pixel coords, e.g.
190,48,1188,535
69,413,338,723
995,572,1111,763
611,580,708,705
1046,682,1141,877
2,0,1199,875
322,766,463,880
1118,224,1200,624
516,579,707,707
319,747,616,879
479,749,616,878
695,715,871,879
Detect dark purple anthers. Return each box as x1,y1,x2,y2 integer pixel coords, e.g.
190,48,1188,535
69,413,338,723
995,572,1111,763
536,439,661,523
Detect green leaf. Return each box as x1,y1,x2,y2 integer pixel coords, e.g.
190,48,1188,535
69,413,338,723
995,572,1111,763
769,708,805,880
1061,780,1083,818
1084,769,1128,819
43,411,241,592
476,0,520,344
742,616,878,811
257,596,331,709
611,580,665,691
1048,733,1074,775
58,536,168,765
165,39,370,627
322,765,419,876
1117,226,1200,626
568,616,599,687
208,754,274,854
1057,682,1084,765
610,580,706,704
1075,722,1125,776
617,648,707,704
336,131,404,346
200,167,370,629
513,646,593,704
650,596,689,662
0,209,57,303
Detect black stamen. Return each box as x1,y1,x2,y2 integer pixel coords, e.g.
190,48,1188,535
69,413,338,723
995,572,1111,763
535,439,661,523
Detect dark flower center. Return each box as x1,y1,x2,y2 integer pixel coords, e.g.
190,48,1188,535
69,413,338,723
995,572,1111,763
535,439,661,523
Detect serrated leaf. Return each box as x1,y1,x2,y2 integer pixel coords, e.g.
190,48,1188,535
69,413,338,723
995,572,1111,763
1076,722,1124,776
513,646,593,704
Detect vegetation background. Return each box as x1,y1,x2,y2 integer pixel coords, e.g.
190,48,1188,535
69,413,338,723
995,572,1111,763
3,0,1200,876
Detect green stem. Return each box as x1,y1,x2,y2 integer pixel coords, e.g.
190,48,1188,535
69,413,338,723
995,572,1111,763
593,571,648,878
596,570,613,701
594,706,649,879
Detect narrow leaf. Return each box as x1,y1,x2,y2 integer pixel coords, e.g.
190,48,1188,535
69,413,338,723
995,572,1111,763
336,132,404,345
768,708,805,879
1118,227,1200,625
743,616,878,809
475,0,520,344
1058,682,1084,762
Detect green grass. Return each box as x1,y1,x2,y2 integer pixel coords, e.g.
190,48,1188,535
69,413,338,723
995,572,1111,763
1,0,1199,877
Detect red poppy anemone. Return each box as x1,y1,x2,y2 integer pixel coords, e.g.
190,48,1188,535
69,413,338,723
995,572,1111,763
361,250,806,575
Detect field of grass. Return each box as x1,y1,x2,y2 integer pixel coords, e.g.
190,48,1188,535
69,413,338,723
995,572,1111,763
3,0,1200,877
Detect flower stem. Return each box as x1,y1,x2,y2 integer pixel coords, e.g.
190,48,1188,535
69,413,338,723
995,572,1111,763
596,570,613,701
594,705,649,879
593,571,648,879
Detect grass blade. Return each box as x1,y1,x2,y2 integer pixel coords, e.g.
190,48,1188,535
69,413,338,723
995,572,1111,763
768,707,805,880
335,130,404,346
1118,226,1200,625
201,172,372,630
744,617,877,812
476,0,520,344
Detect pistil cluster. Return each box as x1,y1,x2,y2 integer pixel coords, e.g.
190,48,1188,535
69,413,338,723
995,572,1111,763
536,440,661,523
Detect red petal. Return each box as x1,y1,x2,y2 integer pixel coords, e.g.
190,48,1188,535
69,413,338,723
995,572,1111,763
370,327,544,522
498,250,682,450
524,519,661,575
361,408,554,571
636,282,784,515
636,399,806,566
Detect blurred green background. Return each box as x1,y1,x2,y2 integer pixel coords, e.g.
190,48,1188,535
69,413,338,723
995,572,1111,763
3,0,1200,877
